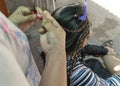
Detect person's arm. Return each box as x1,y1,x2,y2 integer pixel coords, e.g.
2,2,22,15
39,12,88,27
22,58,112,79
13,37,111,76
70,47,120,85
71,59,120,86
0,12,30,86
39,11,67,86
84,44,120,74
102,47,120,74
82,44,108,57
40,48,66,86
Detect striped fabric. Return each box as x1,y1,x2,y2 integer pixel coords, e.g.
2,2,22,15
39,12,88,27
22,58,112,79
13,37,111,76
67,57,120,86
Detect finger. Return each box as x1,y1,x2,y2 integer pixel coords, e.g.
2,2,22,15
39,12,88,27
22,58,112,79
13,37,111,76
35,7,43,14
19,6,32,14
42,21,55,32
41,11,63,32
39,30,49,52
41,15,52,32
40,34,47,51
42,18,62,33
23,14,37,22
43,11,64,31
41,11,56,31
35,7,43,20
42,11,50,25
43,10,51,19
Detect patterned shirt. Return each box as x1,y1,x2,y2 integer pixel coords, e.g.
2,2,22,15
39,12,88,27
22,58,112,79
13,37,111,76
0,12,40,86
67,57,120,86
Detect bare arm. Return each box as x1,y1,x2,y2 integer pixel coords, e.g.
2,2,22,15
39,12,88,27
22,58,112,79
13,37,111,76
39,11,67,86
40,50,66,86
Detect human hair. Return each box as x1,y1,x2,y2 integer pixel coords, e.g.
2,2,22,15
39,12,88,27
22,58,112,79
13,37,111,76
52,3,90,55
52,3,90,85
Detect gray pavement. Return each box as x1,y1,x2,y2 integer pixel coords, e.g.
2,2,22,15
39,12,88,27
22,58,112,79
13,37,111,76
88,0,120,57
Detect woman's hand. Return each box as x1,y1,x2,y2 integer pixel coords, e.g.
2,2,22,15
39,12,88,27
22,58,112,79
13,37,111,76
8,6,42,32
39,11,67,86
39,10,66,56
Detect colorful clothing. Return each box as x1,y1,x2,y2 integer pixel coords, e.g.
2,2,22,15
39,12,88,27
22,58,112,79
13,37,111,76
67,56,120,86
0,12,40,86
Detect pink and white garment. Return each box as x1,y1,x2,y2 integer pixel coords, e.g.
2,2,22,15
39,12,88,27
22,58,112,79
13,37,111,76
0,12,41,86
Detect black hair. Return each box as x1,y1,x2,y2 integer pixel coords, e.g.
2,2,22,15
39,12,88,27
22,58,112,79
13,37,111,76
52,3,90,85
52,3,90,54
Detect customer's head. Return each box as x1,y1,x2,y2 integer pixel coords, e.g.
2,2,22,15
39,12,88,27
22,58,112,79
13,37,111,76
52,3,92,55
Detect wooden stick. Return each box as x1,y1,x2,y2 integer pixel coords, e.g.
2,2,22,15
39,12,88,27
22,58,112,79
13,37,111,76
0,0,9,17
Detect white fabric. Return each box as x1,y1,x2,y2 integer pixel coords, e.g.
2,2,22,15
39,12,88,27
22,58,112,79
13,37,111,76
0,12,41,86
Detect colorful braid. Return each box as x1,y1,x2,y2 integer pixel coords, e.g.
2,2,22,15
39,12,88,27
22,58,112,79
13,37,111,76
67,17,90,86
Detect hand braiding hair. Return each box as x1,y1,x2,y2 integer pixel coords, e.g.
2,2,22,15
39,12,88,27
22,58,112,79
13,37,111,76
52,2,89,86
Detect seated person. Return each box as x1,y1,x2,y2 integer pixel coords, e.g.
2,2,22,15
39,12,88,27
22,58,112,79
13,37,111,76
52,2,112,79
52,2,120,86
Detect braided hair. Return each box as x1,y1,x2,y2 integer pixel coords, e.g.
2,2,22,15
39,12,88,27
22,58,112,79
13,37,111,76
52,3,90,86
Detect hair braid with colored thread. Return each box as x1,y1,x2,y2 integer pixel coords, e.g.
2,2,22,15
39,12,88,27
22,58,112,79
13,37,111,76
52,3,90,86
